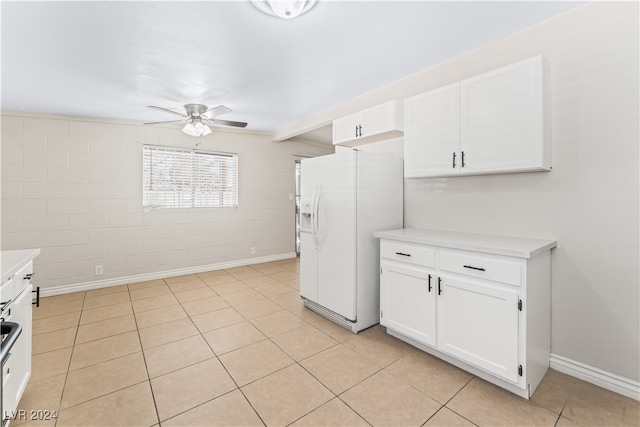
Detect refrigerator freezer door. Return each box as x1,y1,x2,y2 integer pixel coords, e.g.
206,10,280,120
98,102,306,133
300,158,319,303
316,151,357,320
299,230,318,302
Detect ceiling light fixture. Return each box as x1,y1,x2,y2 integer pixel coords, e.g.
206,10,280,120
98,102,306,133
251,0,317,19
183,119,211,137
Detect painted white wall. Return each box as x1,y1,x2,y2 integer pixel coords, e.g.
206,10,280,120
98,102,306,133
344,2,639,381
0,114,333,289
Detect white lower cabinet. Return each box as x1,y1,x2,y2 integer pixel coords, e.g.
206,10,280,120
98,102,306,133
377,229,556,399
437,277,519,383
380,262,436,347
2,250,39,426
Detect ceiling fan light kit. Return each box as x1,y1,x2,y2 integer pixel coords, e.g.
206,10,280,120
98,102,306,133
251,0,317,19
183,120,212,137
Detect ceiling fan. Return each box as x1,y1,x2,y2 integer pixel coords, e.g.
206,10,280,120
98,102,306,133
144,104,248,137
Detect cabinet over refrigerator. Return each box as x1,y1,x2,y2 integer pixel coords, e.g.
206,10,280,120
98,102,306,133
299,150,403,332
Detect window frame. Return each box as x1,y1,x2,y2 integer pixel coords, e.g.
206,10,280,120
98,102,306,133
142,144,239,211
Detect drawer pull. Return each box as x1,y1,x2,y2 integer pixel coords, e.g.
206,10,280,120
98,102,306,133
463,265,486,272
395,252,411,257
32,286,41,307
428,275,432,292
23,272,35,280
438,277,442,295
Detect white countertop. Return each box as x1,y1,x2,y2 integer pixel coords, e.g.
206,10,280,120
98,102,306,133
1,248,41,285
374,228,557,258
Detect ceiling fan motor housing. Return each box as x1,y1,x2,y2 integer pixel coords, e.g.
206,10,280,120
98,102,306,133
184,104,208,117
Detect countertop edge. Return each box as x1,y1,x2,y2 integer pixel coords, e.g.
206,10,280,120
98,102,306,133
374,229,557,259
1,248,41,285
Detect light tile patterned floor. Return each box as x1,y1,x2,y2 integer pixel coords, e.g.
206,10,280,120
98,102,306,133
16,259,639,427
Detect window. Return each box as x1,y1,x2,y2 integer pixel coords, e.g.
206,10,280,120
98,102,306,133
143,145,238,210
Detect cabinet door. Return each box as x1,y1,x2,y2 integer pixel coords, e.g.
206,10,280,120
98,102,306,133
460,56,545,174
437,277,519,383
11,284,33,406
361,100,400,139
333,112,363,145
380,261,436,346
404,84,460,178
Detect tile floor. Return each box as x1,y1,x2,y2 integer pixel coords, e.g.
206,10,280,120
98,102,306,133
15,259,639,426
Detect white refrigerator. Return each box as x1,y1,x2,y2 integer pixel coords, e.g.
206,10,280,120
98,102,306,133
299,150,403,332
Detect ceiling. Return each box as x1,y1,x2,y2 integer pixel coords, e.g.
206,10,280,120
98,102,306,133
1,1,584,138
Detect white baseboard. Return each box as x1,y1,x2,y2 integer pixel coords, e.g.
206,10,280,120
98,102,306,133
550,353,639,401
39,252,297,298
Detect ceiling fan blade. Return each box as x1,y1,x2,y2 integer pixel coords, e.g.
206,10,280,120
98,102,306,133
205,105,232,117
147,105,187,117
143,119,186,125
208,118,248,128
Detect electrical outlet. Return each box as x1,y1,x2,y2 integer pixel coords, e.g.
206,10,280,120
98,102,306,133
251,247,256,255
94,265,103,276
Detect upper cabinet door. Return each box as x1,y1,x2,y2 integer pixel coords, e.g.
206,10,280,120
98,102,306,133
333,100,403,147
404,83,461,178
460,56,547,174
333,112,363,145
361,100,402,139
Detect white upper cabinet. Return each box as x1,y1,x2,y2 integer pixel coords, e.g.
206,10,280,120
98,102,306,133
404,56,550,178
461,56,546,174
404,83,460,178
333,100,403,146
333,113,363,144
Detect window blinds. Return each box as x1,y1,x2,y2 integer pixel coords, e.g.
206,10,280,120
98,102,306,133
142,145,238,209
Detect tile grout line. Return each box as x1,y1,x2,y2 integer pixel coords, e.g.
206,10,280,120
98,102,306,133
36,260,456,422
28,266,284,423
129,280,162,427
434,374,479,426
193,284,269,427
38,285,169,421
191,264,333,426
554,378,579,426
31,261,338,426
152,267,299,425
51,290,86,427
292,351,375,426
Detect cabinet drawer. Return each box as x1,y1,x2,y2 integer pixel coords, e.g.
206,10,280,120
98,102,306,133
1,261,33,310
381,240,435,267
440,250,522,286
1,277,18,309
13,261,34,296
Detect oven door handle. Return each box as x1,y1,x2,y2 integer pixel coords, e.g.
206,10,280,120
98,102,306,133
1,322,22,366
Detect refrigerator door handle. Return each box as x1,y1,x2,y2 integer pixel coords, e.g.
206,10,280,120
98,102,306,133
314,191,321,249
311,187,319,249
